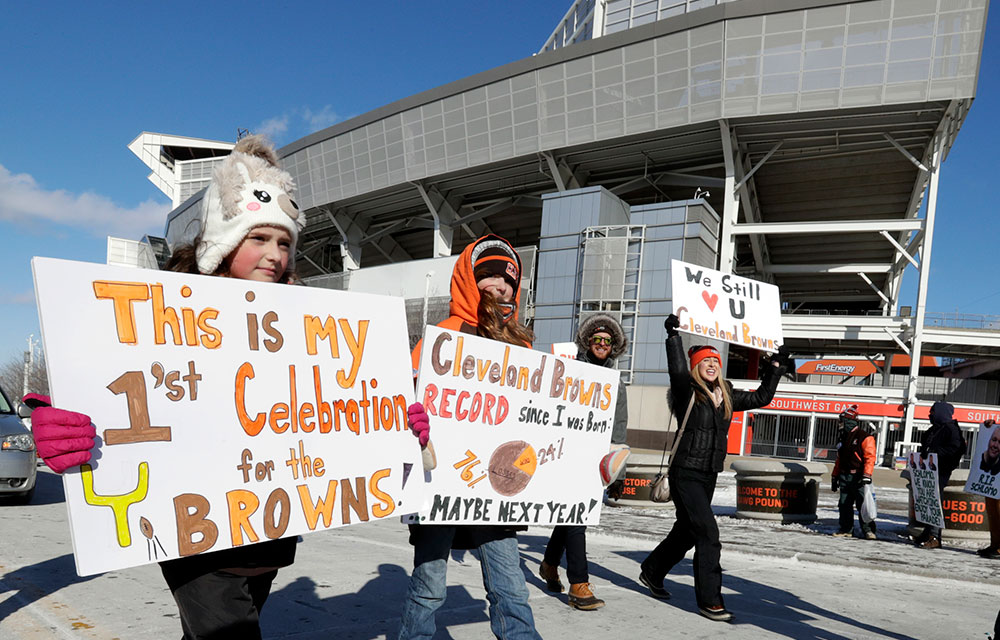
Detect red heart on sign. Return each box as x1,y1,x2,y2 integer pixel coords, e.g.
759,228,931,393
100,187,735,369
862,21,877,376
702,291,718,311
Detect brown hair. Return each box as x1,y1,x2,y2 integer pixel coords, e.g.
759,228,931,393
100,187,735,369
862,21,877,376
164,239,297,284
691,362,733,419
477,292,534,346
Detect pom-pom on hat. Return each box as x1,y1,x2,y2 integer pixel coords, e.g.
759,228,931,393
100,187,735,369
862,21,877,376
688,345,721,369
471,236,521,289
840,405,859,421
196,135,305,275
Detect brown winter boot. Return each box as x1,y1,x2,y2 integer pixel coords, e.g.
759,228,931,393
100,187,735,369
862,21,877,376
539,561,564,593
568,582,605,610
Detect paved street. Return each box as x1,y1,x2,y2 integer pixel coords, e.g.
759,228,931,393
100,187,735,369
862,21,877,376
2,468,999,639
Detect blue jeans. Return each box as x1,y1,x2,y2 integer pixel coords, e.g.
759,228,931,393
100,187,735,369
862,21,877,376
398,526,539,640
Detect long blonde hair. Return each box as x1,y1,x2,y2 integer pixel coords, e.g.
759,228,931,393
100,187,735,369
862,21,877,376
691,361,732,419
477,292,534,346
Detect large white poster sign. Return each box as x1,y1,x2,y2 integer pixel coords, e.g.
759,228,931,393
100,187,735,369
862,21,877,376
670,259,784,351
33,258,424,576
413,326,617,526
909,452,945,529
965,423,1000,498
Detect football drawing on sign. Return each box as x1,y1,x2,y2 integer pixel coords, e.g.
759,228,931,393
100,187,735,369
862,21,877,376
489,440,537,496
81,461,150,547
139,516,168,561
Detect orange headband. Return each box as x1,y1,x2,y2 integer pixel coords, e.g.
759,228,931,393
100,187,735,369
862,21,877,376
689,345,721,369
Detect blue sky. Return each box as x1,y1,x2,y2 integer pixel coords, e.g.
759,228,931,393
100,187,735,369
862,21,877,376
1,2,997,365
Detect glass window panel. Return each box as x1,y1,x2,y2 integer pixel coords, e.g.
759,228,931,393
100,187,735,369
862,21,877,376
595,48,624,70
691,81,721,103
806,5,848,29
690,61,722,84
805,26,845,49
849,0,891,23
763,52,801,75
690,23,724,47
844,64,885,87
890,37,933,62
596,102,624,122
566,74,594,94
847,21,889,45
726,55,760,78
762,73,799,94
595,64,624,91
725,77,759,98
657,50,688,72
804,47,844,70
892,16,935,39
423,114,443,133
565,57,592,77
764,31,803,54
512,88,537,109
513,105,536,124
626,58,655,81
489,111,513,129
596,85,623,106
765,11,805,34
887,60,931,83
465,101,488,121
802,68,842,91
657,69,687,91
656,32,688,54
729,16,764,38
728,36,763,57
511,73,534,92
893,0,937,18
845,43,887,66
568,108,595,127
657,88,689,109
626,76,656,97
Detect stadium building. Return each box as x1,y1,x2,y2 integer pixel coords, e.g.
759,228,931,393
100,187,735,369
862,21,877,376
129,0,996,469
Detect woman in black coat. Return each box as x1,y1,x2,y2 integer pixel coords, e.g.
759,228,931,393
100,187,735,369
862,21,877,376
638,314,788,622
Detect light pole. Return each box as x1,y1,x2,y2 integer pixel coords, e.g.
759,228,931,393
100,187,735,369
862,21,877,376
22,334,36,397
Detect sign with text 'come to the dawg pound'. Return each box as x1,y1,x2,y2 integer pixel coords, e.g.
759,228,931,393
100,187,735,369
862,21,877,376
670,259,784,351
412,326,618,526
32,257,425,576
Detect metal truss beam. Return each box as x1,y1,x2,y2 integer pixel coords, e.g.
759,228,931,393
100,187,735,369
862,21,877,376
325,207,411,267
540,151,586,192
763,263,892,274
732,219,924,235
718,119,739,273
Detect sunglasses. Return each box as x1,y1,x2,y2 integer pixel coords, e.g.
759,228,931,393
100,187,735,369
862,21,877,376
590,336,612,346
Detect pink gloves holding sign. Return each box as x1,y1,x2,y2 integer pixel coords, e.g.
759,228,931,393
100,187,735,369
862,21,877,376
22,394,96,473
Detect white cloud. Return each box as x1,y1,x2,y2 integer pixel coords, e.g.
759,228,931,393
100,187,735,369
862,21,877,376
255,115,290,139
0,165,171,238
254,106,344,143
10,291,35,305
303,105,342,133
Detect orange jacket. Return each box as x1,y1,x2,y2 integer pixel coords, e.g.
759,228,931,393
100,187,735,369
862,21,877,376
833,427,876,478
411,235,527,372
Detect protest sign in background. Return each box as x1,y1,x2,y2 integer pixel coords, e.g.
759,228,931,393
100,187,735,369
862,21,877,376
965,423,1000,499
412,326,617,526
670,259,783,351
909,452,945,529
33,258,424,576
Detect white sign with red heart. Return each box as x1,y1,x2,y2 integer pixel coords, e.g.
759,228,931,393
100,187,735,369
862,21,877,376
670,259,784,351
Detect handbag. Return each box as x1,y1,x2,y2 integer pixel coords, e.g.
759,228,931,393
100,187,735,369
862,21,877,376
650,395,695,503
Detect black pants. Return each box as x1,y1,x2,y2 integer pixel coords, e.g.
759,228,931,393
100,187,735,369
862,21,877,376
641,467,722,608
160,563,278,640
543,526,588,584
837,473,876,535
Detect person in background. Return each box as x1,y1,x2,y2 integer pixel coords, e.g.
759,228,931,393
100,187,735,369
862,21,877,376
831,405,878,539
976,420,1000,559
538,313,630,611
637,314,788,623
27,135,304,639
914,400,966,549
399,234,541,640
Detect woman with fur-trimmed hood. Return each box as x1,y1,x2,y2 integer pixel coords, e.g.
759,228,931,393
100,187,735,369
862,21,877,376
538,313,630,611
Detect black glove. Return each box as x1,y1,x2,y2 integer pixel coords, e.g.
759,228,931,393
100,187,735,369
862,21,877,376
831,477,839,492
861,476,872,485
607,479,624,501
985,419,996,428
769,344,791,370
664,314,680,337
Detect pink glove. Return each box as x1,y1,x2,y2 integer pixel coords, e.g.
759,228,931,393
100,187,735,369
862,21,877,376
408,402,430,448
26,395,96,473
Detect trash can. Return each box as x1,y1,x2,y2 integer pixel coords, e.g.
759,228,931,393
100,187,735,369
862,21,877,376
732,459,826,523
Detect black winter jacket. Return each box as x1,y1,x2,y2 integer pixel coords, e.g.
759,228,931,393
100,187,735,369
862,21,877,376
666,334,783,473
919,417,965,477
